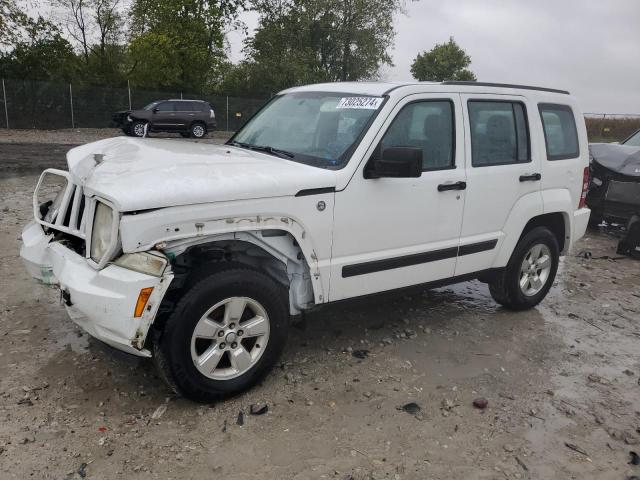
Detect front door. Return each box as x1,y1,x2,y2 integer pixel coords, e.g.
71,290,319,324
329,94,466,301
152,101,178,130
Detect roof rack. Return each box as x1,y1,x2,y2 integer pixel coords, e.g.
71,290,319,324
441,81,570,95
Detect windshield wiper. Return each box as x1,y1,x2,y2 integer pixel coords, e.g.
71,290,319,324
228,141,295,159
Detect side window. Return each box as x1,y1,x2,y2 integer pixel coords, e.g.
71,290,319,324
538,103,579,160
156,102,174,112
468,101,530,167
381,100,454,170
191,102,205,112
174,101,193,111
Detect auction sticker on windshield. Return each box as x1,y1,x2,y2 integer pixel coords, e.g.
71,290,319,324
337,97,384,109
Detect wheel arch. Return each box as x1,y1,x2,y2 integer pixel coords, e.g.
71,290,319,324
148,229,317,339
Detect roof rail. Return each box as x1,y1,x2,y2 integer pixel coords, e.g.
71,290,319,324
441,81,570,95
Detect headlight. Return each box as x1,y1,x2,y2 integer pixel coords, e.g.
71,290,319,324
114,252,168,277
90,202,114,262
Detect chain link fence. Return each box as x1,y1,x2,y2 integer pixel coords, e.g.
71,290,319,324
0,78,267,132
584,113,640,143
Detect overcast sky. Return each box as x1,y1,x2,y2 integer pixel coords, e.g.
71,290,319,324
227,0,640,115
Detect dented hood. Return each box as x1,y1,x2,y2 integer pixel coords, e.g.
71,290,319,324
589,143,640,177
66,137,337,212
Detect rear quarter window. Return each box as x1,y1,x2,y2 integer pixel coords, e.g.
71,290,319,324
539,104,579,160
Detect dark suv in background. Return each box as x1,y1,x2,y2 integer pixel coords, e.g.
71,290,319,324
112,99,217,138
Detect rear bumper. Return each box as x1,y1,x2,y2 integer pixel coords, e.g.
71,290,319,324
20,221,171,357
572,208,591,247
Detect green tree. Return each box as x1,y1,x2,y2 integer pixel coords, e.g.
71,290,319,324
410,37,476,82
54,0,127,84
127,0,244,91
0,20,80,82
220,0,402,97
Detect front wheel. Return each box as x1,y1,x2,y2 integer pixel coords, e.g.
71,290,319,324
131,120,148,137
154,266,289,402
489,226,559,310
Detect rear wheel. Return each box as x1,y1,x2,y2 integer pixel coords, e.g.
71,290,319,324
154,266,289,402
489,227,559,310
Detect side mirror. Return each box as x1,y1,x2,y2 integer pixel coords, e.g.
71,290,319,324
152,107,159,113
364,146,423,179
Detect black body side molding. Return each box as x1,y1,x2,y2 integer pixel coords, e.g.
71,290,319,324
342,239,498,278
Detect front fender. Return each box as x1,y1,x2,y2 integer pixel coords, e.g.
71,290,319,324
119,195,335,304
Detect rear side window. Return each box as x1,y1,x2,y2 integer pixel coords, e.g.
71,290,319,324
539,104,579,160
174,101,195,111
192,102,208,112
468,101,530,167
381,100,454,171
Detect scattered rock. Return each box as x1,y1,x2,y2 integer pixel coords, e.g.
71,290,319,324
473,397,488,410
236,410,244,426
503,444,515,453
629,451,640,465
624,431,640,445
624,369,635,376
17,397,33,406
249,403,268,415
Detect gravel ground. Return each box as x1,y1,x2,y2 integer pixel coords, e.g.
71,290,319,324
1,133,640,479
0,128,233,145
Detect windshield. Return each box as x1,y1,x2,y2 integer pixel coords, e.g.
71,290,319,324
623,130,640,147
143,101,159,110
230,92,384,168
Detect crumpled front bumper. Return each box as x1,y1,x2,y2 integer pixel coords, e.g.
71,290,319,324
20,221,171,357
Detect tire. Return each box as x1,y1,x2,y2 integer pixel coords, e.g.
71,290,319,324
131,120,147,137
190,122,206,138
489,226,559,310
154,265,289,402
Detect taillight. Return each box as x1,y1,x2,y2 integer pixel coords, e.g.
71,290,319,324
210,109,215,119
579,166,589,209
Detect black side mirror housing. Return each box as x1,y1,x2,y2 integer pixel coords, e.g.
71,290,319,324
365,146,423,179
152,107,159,113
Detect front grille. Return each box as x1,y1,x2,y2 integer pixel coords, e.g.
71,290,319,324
35,170,87,240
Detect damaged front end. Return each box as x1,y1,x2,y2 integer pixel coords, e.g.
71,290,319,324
20,168,173,356
587,143,640,224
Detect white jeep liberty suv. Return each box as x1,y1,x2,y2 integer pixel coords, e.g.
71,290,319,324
21,81,591,402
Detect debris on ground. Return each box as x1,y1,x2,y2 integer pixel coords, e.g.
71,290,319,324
151,404,167,420
236,410,244,426
629,451,640,465
351,349,369,359
564,442,589,457
249,403,269,415
398,402,421,415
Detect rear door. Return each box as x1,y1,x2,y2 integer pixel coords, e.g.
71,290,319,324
537,102,585,212
174,101,196,129
455,94,543,276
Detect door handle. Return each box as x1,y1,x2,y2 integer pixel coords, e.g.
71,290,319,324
519,173,541,182
437,181,467,192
